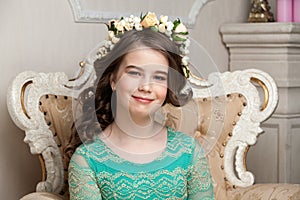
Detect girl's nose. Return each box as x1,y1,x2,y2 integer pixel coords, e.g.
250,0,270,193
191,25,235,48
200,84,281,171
138,77,152,93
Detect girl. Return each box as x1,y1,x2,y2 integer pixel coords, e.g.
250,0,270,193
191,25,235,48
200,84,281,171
69,22,214,199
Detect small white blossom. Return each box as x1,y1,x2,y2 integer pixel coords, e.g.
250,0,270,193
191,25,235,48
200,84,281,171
120,19,126,26
115,21,124,32
110,44,115,50
182,56,189,66
134,23,143,31
165,30,172,37
185,38,191,47
108,31,114,39
166,21,174,31
104,40,112,48
160,15,168,24
133,16,141,24
111,36,120,44
180,46,190,55
124,22,132,31
158,24,166,33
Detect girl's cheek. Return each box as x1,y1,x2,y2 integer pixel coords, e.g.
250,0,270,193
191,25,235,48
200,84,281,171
116,76,140,92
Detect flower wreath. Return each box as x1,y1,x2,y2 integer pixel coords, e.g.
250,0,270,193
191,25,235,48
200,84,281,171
97,12,191,78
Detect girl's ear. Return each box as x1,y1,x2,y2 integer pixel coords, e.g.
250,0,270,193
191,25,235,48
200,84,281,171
110,75,116,91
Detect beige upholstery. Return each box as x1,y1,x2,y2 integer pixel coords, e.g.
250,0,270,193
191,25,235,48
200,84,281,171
163,94,247,200
38,94,81,199
7,68,300,200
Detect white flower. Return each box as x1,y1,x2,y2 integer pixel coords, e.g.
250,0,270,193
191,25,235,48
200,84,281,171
185,38,191,47
104,40,112,48
108,31,114,39
160,15,168,24
133,16,141,24
165,30,172,37
110,44,115,50
166,21,174,31
97,47,108,58
180,46,190,55
158,24,166,33
111,36,120,44
120,19,126,26
115,21,124,32
134,23,143,31
124,22,132,31
174,23,187,33
182,56,189,66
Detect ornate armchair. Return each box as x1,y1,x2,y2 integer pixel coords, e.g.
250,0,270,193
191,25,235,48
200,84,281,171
7,60,300,199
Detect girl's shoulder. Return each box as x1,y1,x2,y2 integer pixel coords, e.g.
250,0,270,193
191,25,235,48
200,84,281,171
72,138,104,158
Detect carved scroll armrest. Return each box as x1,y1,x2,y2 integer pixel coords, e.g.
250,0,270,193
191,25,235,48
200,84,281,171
190,69,278,188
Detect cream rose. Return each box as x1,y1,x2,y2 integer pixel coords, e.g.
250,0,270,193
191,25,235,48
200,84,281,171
115,21,124,32
158,24,166,33
174,23,187,33
160,15,168,24
124,22,132,31
141,12,158,28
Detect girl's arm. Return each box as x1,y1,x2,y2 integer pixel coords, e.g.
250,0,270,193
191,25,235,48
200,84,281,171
68,154,102,200
187,140,215,200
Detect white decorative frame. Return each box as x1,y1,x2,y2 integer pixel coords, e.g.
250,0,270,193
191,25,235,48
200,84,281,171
68,0,212,27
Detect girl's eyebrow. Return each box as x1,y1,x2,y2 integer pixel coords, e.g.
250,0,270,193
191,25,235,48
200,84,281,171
125,65,142,71
125,65,168,75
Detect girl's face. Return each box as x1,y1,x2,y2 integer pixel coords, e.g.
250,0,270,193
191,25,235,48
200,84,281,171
111,48,169,120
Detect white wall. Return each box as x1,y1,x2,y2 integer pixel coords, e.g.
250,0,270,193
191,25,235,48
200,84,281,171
1,0,258,199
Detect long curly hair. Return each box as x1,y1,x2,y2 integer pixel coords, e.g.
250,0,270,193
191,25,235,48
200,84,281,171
75,28,193,142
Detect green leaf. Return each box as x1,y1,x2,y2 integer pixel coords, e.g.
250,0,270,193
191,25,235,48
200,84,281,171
151,26,158,32
173,19,181,30
172,35,186,42
180,31,189,35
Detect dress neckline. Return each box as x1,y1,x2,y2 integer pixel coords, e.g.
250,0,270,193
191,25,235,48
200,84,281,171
95,126,175,166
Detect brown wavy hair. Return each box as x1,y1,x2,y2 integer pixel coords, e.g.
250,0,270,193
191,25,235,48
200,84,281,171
75,28,193,142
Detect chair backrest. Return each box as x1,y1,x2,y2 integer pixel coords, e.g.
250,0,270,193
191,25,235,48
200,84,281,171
7,65,278,199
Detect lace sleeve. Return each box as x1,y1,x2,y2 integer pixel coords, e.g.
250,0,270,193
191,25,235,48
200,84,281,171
68,154,102,200
187,140,215,200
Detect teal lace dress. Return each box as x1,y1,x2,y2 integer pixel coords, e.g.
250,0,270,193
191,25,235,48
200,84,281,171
68,127,214,199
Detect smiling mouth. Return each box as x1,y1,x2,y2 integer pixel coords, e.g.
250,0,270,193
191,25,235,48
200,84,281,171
132,95,154,103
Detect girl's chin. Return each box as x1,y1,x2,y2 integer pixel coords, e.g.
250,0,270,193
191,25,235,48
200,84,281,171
129,107,161,119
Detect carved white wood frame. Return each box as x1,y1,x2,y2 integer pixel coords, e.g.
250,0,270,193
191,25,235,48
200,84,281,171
7,65,278,192
68,0,212,27
190,69,278,187
7,66,96,193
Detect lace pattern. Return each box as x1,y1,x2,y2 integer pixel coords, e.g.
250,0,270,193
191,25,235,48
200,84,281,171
69,160,102,200
68,128,214,199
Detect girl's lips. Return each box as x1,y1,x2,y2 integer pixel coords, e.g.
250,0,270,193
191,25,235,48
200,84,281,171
132,95,154,103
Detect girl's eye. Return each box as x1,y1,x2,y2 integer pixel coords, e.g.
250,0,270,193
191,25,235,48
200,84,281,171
127,71,141,76
153,75,167,81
